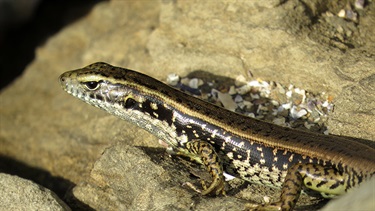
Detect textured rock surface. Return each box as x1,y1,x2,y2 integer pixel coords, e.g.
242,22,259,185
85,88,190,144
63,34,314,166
0,173,70,210
0,0,374,210
72,142,195,210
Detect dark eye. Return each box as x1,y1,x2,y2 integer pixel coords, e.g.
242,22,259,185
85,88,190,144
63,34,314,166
83,81,100,90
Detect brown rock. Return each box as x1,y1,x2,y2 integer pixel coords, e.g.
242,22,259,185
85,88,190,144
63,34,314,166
1,0,374,210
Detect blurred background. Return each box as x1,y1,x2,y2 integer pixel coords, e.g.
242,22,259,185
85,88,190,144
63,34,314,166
0,0,105,89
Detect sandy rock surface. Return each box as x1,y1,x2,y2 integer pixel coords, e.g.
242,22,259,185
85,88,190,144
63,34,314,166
0,173,70,210
1,0,374,210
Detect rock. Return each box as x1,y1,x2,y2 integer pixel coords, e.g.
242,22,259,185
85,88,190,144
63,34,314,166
72,142,194,210
0,0,374,210
72,142,249,210
0,173,70,211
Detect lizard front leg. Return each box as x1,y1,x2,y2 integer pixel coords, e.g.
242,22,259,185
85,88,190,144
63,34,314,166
185,139,226,196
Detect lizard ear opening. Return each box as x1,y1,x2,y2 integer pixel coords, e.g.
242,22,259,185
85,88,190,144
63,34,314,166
124,97,137,109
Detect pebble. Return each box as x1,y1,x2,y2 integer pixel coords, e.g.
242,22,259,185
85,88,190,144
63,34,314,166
235,75,247,86
167,72,335,134
167,73,180,86
188,78,203,89
217,91,237,112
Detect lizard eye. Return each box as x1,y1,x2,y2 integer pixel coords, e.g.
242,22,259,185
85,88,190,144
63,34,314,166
83,81,100,90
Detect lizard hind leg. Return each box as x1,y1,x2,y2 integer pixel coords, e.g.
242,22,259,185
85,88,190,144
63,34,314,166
254,163,346,211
